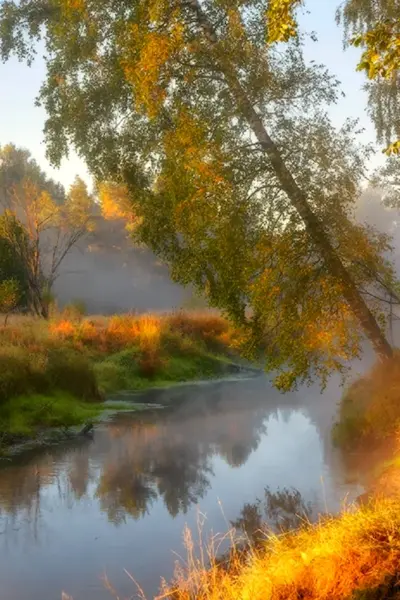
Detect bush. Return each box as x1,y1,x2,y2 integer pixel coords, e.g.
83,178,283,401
161,329,204,357
167,311,228,339
137,350,165,379
94,361,128,393
0,344,101,406
46,348,101,402
61,299,87,321
0,347,34,403
333,354,400,450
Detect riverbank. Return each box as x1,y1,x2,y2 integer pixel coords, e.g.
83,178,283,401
162,496,400,600
0,311,250,448
159,356,400,600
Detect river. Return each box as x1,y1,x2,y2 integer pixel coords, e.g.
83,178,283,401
0,374,364,600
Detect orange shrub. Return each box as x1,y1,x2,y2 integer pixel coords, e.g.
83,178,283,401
104,315,137,350
49,319,75,340
132,314,162,352
166,311,236,350
75,320,99,345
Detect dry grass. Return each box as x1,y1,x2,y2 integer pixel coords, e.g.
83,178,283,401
47,310,241,358
159,499,400,600
0,310,238,356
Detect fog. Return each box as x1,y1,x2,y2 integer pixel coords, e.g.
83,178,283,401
54,190,400,322
54,216,193,314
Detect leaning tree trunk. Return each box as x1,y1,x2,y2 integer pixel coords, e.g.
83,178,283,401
184,0,393,361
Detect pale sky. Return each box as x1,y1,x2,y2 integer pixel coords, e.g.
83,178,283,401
0,0,383,191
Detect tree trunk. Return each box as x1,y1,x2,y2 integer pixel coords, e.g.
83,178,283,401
184,0,393,361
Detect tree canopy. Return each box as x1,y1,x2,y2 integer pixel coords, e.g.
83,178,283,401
0,0,398,386
266,0,400,154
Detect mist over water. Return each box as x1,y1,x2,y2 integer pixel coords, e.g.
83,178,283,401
0,376,363,600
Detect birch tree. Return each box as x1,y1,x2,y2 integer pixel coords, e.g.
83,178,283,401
1,0,398,386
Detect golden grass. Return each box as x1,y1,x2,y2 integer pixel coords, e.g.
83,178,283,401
0,310,238,357
0,311,242,395
159,499,400,600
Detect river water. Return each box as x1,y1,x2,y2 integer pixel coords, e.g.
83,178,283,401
0,375,363,600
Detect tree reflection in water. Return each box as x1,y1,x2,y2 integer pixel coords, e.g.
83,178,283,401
0,395,272,532
232,486,315,546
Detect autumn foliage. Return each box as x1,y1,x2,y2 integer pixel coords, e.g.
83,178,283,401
47,310,238,356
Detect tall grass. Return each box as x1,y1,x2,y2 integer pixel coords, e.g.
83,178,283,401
159,499,400,600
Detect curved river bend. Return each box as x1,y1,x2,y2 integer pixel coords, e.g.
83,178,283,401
0,375,362,600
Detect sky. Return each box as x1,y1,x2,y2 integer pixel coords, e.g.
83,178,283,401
0,0,384,191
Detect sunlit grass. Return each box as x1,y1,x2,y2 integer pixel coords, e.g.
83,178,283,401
158,499,400,600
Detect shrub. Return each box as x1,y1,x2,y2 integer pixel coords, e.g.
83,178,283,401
333,353,400,450
0,347,33,403
132,314,162,353
161,329,204,357
137,350,165,379
46,348,101,402
61,299,87,320
93,361,128,393
166,311,235,352
50,319,75,339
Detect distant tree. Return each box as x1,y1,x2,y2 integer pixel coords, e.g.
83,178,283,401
0,149,94,317
0,143,65,203
1,0,399,387
0,278,20,323
0,225,29,309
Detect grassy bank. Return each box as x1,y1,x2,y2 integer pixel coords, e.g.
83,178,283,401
154,356,400,600
161,498,400,600
0,311,245,443
332,353,400,451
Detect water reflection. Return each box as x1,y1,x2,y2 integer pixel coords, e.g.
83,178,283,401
0,376,362,600
232,487,314,545
0,387,275,535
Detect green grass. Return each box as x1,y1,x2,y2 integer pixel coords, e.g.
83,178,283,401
0,391,104,439
94,348,233,394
